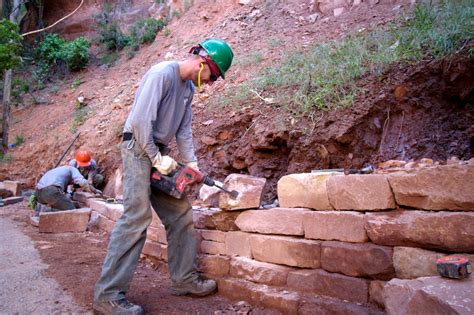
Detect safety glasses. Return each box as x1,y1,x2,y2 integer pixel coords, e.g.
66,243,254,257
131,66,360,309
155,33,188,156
190,46,220,81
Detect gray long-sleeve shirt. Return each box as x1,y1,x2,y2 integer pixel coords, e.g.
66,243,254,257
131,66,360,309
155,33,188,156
124,61,196,163
36,165,88,191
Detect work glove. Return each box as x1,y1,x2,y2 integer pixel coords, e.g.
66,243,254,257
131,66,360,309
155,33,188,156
152,153,178,175
186,161,199,171
82,183,102,196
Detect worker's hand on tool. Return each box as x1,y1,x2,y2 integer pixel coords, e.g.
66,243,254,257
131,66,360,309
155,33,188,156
186,161,199,171
153,154,178,175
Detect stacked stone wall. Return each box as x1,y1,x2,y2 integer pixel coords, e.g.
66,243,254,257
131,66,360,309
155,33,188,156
85,162,474,314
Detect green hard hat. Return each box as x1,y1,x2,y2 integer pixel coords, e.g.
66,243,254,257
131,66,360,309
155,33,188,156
200,38,234,79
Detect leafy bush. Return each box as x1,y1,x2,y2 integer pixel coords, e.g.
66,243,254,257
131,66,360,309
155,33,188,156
11,77,30,104
0,19,22,72
129,18,166,45
94,4,127,51
35,34,91,72
14,134,24,146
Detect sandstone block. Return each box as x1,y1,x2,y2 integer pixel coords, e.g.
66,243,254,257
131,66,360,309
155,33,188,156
327,174,396,210
299,295,380,315
88,211,116,233
198,183,222,207
365,210,474,252
147,225,167,244
198,229,226,243
304,211,368,242
72,191,95,205
230,257,294,286
235,208,309,236
369,280,387,310
250,234,320,268
393,247,474,279
287,269,369,304
102,167,123,198
218,278,300,314
2,196,23,205
0,180,21,196
277,173,342,210
388,164,474,210
321,241,395,280
142,240,168,262
197,254,230,277
201,240,226,255
219,174,266,210
193,207,240,231
225,231,252,258
384,276,474,315
39,208,91,233
88,199,123,221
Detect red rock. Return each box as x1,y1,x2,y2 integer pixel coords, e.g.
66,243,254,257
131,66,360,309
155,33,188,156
321,241,395,280
219,174,266,210
197,254,230,277
230,257,294,286
201,240,226,255
304,211,368,242
225,231,252,258
235,208,309,236
384,276,474,314
388,164,474,210
250,234,320,268
369,280,387,310
39,208,91,233
365,210,474,252
287,269,369,303
327,174,396,210
193,207,241,231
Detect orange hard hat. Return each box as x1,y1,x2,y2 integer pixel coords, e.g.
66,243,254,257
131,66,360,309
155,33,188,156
75,150,91,167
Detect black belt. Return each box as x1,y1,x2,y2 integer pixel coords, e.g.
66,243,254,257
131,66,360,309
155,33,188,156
123,132,170,155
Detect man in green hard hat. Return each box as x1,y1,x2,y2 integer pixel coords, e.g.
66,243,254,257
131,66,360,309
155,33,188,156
93,38,234,315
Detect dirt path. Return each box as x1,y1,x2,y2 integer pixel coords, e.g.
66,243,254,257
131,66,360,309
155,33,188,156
0,202,275,314
0,215,88,314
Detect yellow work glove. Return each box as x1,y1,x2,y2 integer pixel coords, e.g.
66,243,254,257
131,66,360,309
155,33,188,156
152,153,178,175
186,161,199,171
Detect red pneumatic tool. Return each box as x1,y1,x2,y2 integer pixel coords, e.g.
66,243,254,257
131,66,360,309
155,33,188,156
150,165,239,200
436,256,471,279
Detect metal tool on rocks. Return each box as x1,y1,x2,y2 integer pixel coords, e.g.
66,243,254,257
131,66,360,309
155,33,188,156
312,165,375,175
150,165,239,200
437,256,471,279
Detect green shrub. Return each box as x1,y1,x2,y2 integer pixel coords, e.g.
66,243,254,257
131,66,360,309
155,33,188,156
94,5,127,51
14,134,24,146
11,77,30,104
128,18,166,45
35,34,91,72
0,19,22,73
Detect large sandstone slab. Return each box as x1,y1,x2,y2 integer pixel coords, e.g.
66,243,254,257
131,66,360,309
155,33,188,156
304,211,368,242
225,231,252,258
219,174,266,210
287,269,369,304
388,164,474,210
0,180,21,196
39,208,91,233
384,276,474,315
72,191,95,205
197,254,230,277
277,173,341,210
327,174,396,210
393,246,474,279
235,208,309,236
88,211,116,233
230,257,294,286
146,225,167,244
299,295,380,315
218,278,300,314
193,207,240,231
321,241,395,280
102,167,123,198
198,229,226,243
142,240,167,262
365,210,474,252
2,196,23,205
250,234,320,268
369,280,387,310
201,240,226,255
88,199,123,221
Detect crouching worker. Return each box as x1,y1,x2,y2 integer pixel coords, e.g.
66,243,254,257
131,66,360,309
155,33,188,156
35,165,101,211
69,150,105,189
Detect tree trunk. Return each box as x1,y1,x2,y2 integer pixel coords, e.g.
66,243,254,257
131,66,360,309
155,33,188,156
1,0,19,153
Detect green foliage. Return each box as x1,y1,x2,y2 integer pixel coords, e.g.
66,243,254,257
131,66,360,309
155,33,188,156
71,79,82,89
249,0,473,112
94,5,128,51
35,34,91,72
0,19,22,73
128,18,166,45
163,28,171,37
100,51,119,65
14,134,24,146
28,192,37,210
11,77,29,104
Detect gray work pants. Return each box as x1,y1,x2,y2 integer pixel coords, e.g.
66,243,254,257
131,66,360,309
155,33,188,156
94,140,197,302
36,186,75,210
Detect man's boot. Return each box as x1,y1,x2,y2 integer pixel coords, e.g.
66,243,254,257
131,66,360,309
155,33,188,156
93,298,143,315
171,277,217,296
